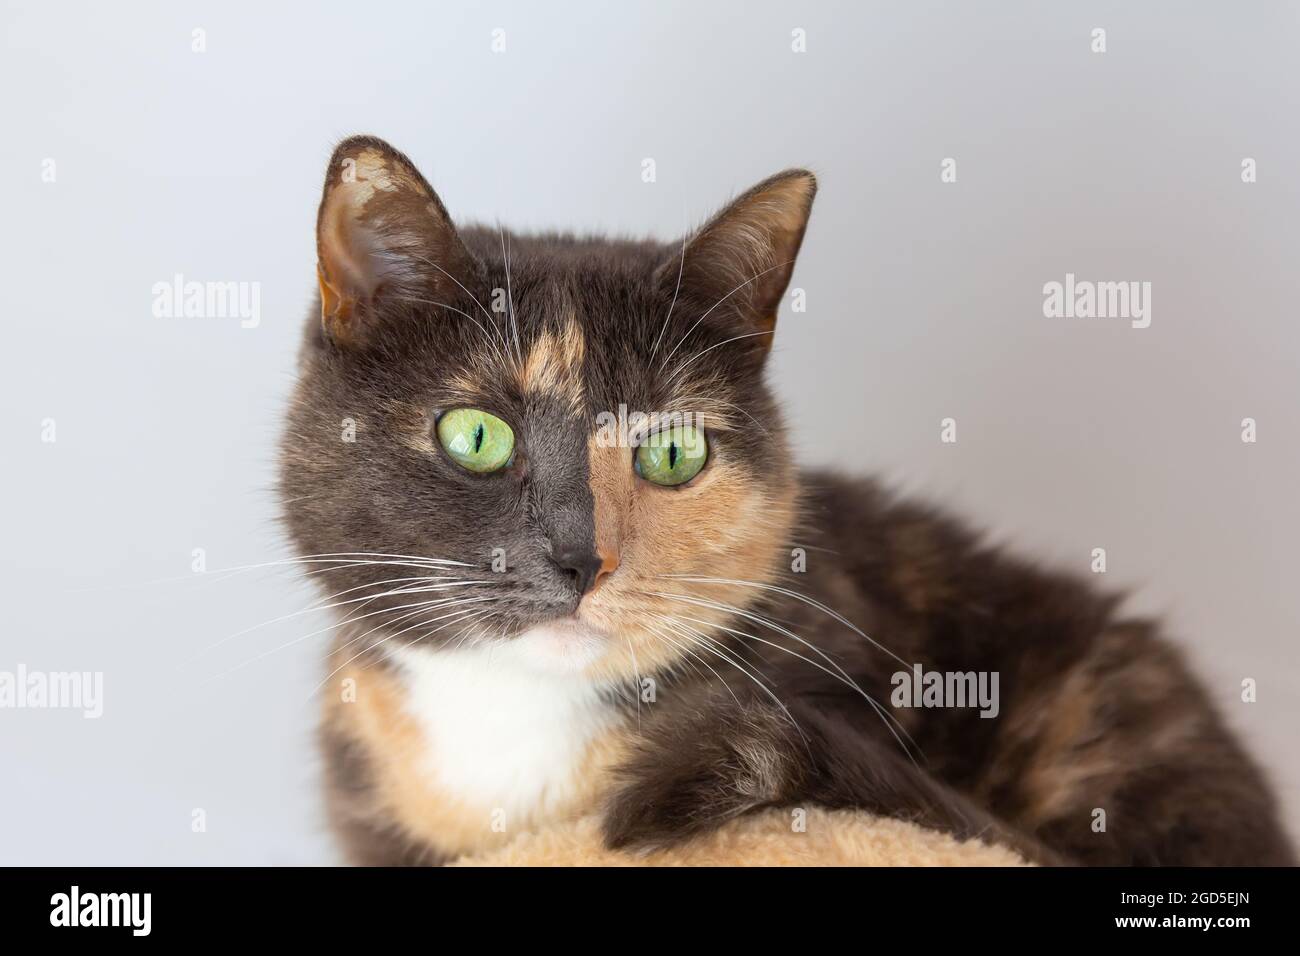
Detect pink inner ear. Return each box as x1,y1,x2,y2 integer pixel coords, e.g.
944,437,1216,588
317,153,469,326
317,194,381,343
319,198,383,304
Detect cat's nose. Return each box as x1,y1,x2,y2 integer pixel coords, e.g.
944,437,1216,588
551,544,603,596
551,544,615,597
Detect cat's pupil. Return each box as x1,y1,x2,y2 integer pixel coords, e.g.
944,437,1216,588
668,441,678,469
473,423,484,453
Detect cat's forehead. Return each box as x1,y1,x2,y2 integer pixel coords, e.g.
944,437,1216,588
469,236,664,336
314,139,813,414
429,302,650,418
411,278,745,435
428,242,654,391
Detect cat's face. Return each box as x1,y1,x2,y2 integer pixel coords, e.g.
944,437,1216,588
280,137,815,681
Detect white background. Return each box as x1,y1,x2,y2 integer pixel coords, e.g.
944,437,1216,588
1,1,1296,863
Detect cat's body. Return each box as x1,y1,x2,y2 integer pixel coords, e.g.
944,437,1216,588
283,137,1293,866
316,470,1291,866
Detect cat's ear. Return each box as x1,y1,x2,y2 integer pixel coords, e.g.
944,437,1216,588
315,135,476,347
662,169,816,342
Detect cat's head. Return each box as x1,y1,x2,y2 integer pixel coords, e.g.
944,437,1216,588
280,135,815,680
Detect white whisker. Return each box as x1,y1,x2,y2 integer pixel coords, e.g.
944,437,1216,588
659,259,792,372
648,233,687,362
307,601,497,699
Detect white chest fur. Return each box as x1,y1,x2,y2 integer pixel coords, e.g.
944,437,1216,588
389,636,616,822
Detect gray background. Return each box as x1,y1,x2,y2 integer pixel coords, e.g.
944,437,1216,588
2,1,1296,864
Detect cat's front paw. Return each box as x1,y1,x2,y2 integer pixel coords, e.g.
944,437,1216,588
601,773,732,853
602,719,796,852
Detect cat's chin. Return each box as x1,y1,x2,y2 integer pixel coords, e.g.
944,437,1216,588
505,618,611,675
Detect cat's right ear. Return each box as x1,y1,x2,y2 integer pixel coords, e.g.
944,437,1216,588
657,169,816,349
315,136,476,347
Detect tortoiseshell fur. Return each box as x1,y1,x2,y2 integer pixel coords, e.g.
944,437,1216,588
282,137,1293,866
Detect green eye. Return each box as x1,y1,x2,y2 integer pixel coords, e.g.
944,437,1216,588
635,425,708,487
436,408,515,473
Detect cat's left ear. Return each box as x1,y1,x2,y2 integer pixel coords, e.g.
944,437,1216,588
660,169,816,345
315,135,477,347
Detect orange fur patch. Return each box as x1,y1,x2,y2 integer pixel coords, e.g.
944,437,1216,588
578,431,799,684
518,316,586,412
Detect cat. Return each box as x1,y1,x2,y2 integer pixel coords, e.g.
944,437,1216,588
280,135,1294,866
